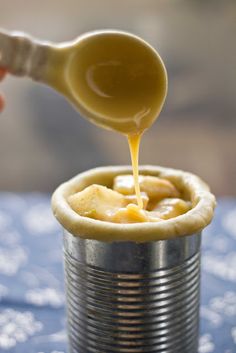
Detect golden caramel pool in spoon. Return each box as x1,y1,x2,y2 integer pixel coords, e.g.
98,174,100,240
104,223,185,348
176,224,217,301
0,29,168,207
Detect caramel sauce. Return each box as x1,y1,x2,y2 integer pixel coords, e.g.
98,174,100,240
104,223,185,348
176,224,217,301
127,134,143,208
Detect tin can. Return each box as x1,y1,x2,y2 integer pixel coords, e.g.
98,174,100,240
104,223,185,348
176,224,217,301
63,230,201,353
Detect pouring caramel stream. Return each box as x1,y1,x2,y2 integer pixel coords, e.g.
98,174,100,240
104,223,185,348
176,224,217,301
128,134,143,208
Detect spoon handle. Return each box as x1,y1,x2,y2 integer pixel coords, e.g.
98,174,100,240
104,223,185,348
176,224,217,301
0,29,52,80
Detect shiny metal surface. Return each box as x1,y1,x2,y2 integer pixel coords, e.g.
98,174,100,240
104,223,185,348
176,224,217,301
64,231,201,353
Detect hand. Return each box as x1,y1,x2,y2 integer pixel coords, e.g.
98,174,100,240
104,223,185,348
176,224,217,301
0,68,7,112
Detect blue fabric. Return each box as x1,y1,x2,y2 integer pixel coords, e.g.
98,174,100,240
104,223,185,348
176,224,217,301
0,193,235,353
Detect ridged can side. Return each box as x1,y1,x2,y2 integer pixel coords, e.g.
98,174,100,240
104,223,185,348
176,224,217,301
63,231,201,353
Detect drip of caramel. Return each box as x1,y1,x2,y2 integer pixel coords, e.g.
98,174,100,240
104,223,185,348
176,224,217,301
127,134,143,208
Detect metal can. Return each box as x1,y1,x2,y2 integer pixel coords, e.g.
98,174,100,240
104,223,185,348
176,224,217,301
63,230,201,353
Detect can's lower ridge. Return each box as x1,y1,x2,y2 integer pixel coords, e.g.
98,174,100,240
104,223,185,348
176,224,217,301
64,247,200,353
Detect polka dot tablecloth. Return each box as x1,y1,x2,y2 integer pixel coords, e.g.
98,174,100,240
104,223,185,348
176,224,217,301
0,193,235,353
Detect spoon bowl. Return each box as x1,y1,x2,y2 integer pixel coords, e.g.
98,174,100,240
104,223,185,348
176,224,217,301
60,31,168,134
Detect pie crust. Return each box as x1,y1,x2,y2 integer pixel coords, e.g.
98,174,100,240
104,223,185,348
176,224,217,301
51,165,216,242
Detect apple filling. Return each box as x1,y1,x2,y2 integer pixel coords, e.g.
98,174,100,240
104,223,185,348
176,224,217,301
68,175,191,224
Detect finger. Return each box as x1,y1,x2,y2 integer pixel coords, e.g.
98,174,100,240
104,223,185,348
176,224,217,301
0,68,7,80
0,95,5,112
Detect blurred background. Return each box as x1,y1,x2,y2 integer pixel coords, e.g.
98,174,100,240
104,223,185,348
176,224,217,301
0,0,235,196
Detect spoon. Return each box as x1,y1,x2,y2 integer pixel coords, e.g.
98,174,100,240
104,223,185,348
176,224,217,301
0,29,167,135
0,28,168,209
